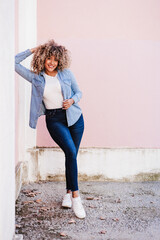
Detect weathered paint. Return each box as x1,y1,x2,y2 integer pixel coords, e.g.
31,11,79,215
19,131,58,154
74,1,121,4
23,148,160,182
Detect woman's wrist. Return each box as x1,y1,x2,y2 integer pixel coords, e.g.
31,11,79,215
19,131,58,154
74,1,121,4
71,98,74,104
30,48,34,53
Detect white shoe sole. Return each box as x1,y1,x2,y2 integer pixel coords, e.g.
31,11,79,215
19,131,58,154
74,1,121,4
62,204,72,208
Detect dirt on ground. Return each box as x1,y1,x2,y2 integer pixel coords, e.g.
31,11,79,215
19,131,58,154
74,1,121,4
15,181,160,240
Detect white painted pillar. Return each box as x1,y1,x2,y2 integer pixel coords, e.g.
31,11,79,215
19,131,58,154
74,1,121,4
0,1,15,239
18,0,37,177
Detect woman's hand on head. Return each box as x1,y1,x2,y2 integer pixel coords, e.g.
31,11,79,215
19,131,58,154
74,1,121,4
30,47,38,54
62,98,74,110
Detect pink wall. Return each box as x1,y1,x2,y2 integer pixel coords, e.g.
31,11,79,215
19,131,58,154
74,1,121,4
36,0,160,148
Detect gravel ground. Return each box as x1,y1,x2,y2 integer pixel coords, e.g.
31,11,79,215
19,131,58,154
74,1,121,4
15,181,160,240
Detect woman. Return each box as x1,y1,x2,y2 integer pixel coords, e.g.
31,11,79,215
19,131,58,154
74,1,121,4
15,39,86,219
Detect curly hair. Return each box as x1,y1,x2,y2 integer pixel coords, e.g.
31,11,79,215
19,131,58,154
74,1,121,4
31,39,71,74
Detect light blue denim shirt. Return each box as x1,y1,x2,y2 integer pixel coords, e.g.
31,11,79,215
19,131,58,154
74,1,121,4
15,49,82,129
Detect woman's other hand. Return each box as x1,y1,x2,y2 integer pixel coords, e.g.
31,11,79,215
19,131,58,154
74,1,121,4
62,98,74,110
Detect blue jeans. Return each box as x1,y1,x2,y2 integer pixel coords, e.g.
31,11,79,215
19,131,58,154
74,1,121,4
45,108,84,191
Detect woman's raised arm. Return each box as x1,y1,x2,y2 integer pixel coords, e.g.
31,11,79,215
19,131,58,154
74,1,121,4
15,48,37,83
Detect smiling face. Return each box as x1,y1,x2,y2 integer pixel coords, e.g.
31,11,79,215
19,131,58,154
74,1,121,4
44,55,58,76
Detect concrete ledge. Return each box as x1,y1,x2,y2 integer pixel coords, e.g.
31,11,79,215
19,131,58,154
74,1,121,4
25,147,160,182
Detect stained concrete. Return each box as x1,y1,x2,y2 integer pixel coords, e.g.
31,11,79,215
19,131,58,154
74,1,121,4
27,147,160,182
15,181,160,240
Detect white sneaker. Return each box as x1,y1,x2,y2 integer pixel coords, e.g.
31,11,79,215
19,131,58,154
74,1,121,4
62,193,72,208
72,195,86,219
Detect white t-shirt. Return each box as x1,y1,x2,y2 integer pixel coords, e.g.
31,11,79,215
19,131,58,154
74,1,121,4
43,72,64,109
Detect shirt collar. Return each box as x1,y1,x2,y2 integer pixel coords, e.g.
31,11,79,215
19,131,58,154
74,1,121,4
40,69,59,76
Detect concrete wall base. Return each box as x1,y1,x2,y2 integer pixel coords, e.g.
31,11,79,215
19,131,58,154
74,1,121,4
13,234,23,240
20,147,160,183
15,162,23,200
